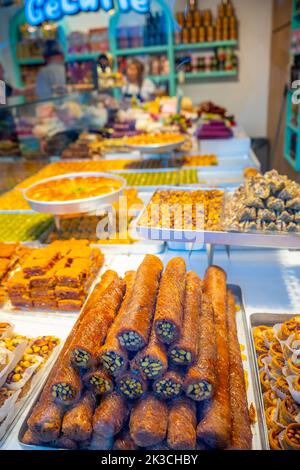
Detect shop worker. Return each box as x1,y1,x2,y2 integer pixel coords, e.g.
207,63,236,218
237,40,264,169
122,59,156,102
36,40,66,100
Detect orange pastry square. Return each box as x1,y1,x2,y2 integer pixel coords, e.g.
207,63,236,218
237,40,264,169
0,243,18,259
55,266,85,288
23,257,55,277
57,299,83,311
30,288,56,299
29,270,56,288
7,270,30,293
55,285,85,300
32,298,57,310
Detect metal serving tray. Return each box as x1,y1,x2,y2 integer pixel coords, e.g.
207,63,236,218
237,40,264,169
23,172,126,216
136,188,300,250
125,138,186,154
0,340,62,447
17,284,267,450
249,312,299,451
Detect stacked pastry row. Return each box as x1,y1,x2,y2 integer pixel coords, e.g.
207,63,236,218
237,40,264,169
253,318,300,451
225,170,300,233
22,255,252,450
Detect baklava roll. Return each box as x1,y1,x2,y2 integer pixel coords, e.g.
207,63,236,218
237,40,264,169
169,271,201,366
83,368,114,396
129,394,168,447
22,429,77,449
197,266,231,449
50,436,78,450
93,391,129,437
88,433,112,450
51,363,82,406
84,270,119,311
70,276,125,369
184,294,216,401
27,399,64,441
113,429,138,450
167,398,197,450
118,255,163,351
154,258,186,345
134,325,168,380
98,271,136,377
118,363,148,400
22,429,43,446
227,290,252,450
152,369,183,400
61,391,96,442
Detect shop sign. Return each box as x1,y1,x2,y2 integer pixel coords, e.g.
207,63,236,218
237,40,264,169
25,0,150,26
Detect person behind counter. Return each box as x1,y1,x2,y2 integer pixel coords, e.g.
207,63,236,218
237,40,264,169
0,63,24,99
122,59,156,102
36,40,66,100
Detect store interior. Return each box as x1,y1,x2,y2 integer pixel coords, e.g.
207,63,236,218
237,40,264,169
0,0,300,453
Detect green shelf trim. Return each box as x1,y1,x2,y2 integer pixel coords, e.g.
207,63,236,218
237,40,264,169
17,58,44,65
288,122,299,133
66,52,100,62
293,9,300,19
115,45,168,56
176,70,238,80
148,75,170,82
285,152,300,171
174,40,238,51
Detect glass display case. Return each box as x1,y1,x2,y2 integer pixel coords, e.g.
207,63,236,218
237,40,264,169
0,90,114,159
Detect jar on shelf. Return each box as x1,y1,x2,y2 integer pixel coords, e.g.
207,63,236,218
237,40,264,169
203,10,212,27
207,26,215,42
215,27,222,41
226,3,234,16
198,26,206,43
230,28,238,40
176,12,185,27
193,10,202,27
223,28,229,41
190,27,198,43
182,28,190,44
186,11,193,28
218,3,226,17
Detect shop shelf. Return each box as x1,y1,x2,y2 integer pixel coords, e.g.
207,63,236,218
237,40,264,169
147,75,170,82
115,45,168,56
18,58,44,65
176,70,238,80
66,52,100,62
174,39,238,52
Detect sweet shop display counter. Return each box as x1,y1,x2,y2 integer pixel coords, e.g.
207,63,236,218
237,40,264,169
0,246,299,451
